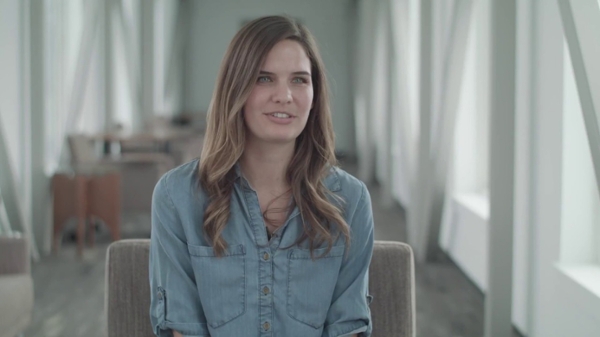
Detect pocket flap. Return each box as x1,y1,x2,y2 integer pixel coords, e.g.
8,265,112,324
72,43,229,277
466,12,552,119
288,244,346,259
187,244,245,257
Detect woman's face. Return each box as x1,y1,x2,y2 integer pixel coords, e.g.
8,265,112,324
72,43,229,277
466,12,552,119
243,39,314,146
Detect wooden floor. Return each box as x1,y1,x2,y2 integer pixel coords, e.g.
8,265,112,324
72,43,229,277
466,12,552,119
23,166,524,337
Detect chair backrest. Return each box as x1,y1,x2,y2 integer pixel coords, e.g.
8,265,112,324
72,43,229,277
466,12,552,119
105,240,416,337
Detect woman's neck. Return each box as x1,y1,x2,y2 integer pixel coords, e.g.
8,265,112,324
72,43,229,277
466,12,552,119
239,140,295,191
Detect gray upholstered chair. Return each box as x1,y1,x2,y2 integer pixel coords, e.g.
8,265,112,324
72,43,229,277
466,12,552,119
0,235,34,337
105,239,416,337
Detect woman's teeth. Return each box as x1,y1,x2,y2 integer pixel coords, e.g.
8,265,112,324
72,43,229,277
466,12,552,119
270,112,291,119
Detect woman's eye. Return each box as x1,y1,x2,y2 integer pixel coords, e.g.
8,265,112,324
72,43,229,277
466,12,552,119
257,76,271,83
292,77,308,84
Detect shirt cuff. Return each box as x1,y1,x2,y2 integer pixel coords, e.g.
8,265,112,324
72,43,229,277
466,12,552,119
155,322,210,337
322,320,371,337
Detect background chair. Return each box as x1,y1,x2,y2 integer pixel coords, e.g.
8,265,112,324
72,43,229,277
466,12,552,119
105,239,416,337
0,235,34,337
52,170,122,256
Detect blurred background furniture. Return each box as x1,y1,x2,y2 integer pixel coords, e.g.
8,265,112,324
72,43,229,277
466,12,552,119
93,115,204,163
105,240,416,337
52,169,121,256
0,234,34,337
67,134,174,213
169,134,204,166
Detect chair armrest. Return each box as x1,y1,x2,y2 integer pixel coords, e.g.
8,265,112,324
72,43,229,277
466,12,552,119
105,239,153,336
370,241,416,337
0,235,30,275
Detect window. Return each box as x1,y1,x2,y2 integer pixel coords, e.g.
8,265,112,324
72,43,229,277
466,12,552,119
560,40,600,265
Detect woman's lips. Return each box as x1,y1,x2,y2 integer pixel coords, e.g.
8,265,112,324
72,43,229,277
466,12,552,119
265,112,295,124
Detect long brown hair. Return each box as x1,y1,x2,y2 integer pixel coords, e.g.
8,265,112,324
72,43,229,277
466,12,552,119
198,15,350,258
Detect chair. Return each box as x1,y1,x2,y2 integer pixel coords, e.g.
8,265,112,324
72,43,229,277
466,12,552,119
105,240,416,337
52,170,121,256
0,235,34,337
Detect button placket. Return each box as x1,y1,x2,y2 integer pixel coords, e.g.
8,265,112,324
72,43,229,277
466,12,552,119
258,246,274,334
240,179,279,335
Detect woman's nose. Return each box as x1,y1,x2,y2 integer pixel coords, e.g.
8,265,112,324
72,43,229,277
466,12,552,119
272,83,292,104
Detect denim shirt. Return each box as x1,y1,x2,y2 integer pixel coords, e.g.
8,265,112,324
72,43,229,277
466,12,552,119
149,159,374,337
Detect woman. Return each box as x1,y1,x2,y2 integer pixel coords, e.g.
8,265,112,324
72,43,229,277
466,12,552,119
149,15,374,337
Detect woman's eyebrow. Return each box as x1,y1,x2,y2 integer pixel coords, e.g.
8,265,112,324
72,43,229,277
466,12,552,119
259,70,311,76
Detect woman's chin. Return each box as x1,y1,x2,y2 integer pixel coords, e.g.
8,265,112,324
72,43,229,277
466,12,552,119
247,134,299,146
266,136,298,145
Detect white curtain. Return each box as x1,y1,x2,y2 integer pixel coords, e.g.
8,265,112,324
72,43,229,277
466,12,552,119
44,0,105,173
0,0,39,258
354,0,418,209
0,189,12,234
354,0,379,184
43,0,184,168
389,0,419,207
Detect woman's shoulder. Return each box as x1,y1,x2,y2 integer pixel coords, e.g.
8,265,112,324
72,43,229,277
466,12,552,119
326,166,368,197
326,166,373,231
324,166,371,215
155,159,208,203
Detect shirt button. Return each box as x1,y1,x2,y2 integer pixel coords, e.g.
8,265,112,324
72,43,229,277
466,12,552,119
263,252,270,261
262,286,270,295
157,291,163,300
263,322,270,330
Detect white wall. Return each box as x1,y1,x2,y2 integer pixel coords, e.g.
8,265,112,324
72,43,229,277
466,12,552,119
182,0,357,156
560,41,600,265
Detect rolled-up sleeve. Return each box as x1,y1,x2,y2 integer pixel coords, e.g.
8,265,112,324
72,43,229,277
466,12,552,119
150,174,209,337
323,182,375,337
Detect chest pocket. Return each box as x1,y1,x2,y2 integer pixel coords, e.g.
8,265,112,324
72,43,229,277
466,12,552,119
187,244,246,329
286,244,346,329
